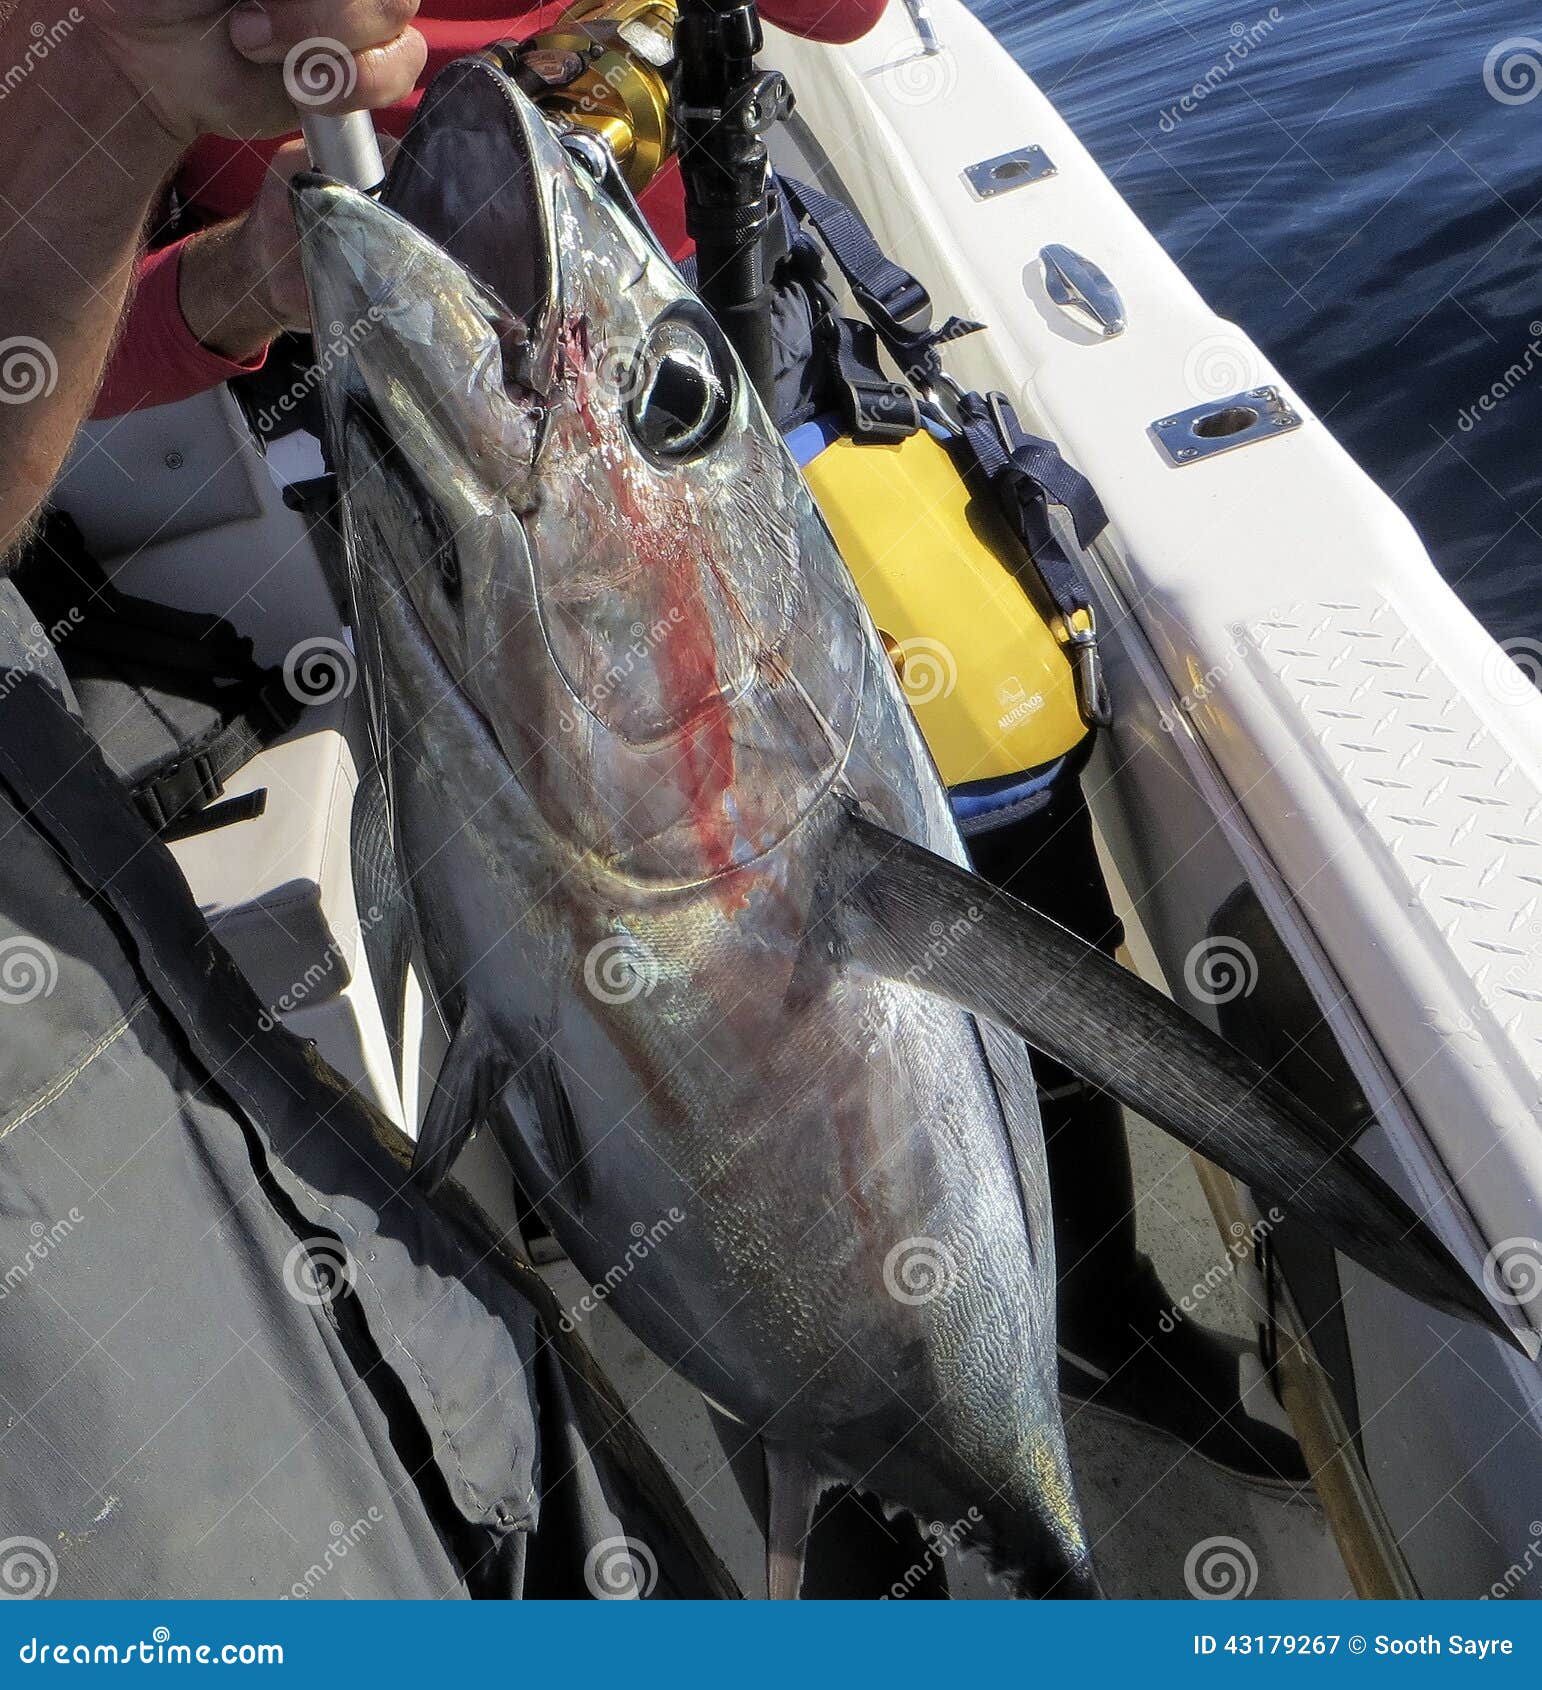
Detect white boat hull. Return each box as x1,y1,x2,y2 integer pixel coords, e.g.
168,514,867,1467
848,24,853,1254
764,0,1542,1596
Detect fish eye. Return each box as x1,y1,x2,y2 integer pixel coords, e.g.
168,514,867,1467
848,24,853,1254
624,306,732,460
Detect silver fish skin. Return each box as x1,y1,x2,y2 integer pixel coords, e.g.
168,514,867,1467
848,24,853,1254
294,57,1094,1595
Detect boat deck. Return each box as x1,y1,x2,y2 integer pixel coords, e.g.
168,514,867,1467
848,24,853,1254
545,1104,1345,1597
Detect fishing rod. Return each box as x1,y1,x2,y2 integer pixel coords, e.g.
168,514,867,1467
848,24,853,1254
673,0,790,405
296,10,789,402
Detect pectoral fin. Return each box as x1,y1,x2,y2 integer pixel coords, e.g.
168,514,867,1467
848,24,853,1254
523,1050,593,1214
819,810,1522,1351
413,1002,505,1193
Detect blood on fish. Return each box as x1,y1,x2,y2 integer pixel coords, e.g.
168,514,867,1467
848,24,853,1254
562,316,741,885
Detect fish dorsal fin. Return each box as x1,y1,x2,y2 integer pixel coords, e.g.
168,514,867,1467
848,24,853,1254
818,809,1521,1351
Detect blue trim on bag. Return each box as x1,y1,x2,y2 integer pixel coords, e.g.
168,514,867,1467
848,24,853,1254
948,758,1068,830
784,414,844,467
786,412,955,467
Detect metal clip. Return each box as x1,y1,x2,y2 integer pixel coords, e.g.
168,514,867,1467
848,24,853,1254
985,388,1018,451
1065,618,1112,728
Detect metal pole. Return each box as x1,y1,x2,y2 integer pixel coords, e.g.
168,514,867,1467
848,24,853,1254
298,111,386,192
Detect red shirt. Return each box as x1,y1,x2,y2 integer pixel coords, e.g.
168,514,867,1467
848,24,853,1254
93,0,886,418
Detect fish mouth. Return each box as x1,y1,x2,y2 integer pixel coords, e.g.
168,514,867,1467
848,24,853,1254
379,53,563,394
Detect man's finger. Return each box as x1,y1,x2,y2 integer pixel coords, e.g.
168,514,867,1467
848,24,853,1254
308,31,428,113
227,0,429,113
265,137,318,182
228,0,421,60
237,27,427,118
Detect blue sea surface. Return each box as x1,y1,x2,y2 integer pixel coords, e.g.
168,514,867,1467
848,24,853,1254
966,0,1540,651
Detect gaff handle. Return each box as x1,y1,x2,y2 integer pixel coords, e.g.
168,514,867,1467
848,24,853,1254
299,112,386,191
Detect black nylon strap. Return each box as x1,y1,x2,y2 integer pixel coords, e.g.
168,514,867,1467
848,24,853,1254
764,177,1113,726
958,391,1109,555
11,510,304,835
132,670,302,833
957,390,1112,727
779,175,983,381
816,303,920,443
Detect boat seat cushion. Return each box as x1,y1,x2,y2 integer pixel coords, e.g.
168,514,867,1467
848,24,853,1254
169,703,363,1018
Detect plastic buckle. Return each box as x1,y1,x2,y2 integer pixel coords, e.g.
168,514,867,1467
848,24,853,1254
857,280,935,359
740,70,793,135
145,751,224,829
849,377,920,443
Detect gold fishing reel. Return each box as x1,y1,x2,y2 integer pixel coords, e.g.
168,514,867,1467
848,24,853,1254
502,0,680,193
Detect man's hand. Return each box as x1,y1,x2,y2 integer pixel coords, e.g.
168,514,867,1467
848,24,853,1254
179,141,312,362
0,0,423,554
78,0,427,146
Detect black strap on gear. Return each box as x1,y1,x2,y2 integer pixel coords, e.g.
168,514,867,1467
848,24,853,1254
774,176,978,442
778,175,983,386
813,304,923,443
130,675,298,837
956,390,1112,726
771,176,1114,726
10,511,303,836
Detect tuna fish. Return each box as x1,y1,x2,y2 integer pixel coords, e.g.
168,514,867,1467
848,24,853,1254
292,56,1509,1597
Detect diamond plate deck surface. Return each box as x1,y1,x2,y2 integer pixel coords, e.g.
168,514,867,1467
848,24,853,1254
1244,598,1542,1093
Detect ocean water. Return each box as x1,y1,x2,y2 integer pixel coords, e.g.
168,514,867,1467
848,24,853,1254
966,0,1540,655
